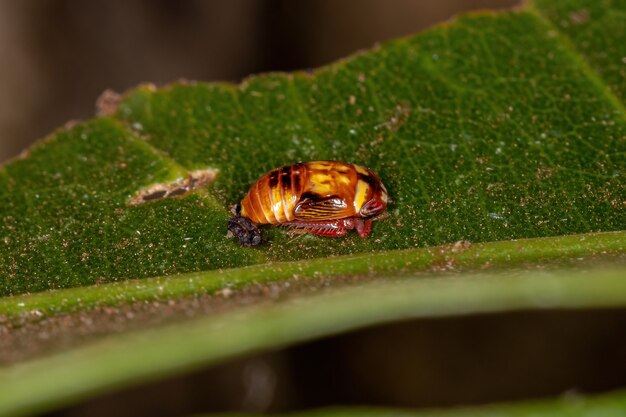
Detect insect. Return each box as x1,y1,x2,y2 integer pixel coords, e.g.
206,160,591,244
228,161,390,246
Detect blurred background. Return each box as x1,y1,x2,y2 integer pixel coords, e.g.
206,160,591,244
0,0,519,163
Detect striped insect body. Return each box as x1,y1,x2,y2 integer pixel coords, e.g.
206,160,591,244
228,161,389,246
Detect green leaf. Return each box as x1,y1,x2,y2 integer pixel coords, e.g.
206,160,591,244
0,231,623,319
0,0,624,296
2,267,626,417
532,0,626,103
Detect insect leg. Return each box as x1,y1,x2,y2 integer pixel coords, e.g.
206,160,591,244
302,225,348,237
355,218,372,238
281,218,355,237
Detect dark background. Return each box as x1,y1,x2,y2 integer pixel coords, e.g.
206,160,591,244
0,0,519,163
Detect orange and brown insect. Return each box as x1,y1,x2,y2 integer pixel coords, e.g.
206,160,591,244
228,161,390,246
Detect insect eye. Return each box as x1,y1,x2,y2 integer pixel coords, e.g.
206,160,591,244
360,198,384,217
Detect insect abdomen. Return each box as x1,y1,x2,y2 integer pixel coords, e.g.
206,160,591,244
240,164,305,224
239,161,385,226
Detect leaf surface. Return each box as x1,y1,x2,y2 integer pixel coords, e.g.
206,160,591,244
0,2,623,295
